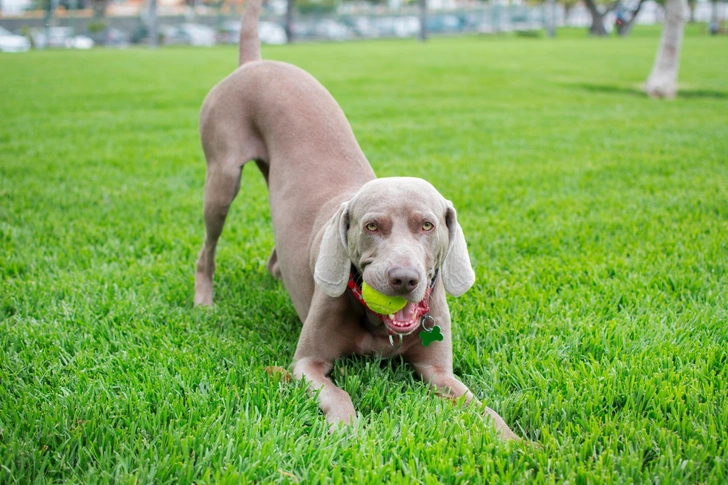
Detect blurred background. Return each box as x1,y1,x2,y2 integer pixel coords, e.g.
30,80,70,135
0,0,725,51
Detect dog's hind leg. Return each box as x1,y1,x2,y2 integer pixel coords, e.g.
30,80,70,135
266,247,281,280
194,82,268,307
253,159,281,281
194,158,248,306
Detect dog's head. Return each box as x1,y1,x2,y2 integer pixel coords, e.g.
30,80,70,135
314,177,475,333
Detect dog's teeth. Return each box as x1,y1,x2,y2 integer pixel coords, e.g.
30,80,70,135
389,314,395,319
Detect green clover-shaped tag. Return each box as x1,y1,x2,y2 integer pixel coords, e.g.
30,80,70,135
419,325,443,347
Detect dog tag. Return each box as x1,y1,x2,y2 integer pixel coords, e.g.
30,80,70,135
420,325,443,346
419,316,443,347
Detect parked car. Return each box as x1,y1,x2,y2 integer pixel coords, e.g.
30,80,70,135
161,23,216,46
259,21,287,44
392,16,419,38
159,25,186,45
30,27,94,49
343,16,377,38
216,20,287,45
368,16,419,38
216,20,240,44
88,27,130,48
425,14,464,34
314,19,351,41
292,21,316,40
372,17,396,37
0,26,30,52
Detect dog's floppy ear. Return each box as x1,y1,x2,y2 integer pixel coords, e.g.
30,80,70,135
314,202,351,297
442,202,475,297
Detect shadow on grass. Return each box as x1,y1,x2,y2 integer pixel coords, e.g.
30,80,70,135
573,83,728,99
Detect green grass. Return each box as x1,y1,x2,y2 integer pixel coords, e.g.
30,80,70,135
1,26,727,483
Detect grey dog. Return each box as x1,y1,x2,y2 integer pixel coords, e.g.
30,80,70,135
193,0,518,439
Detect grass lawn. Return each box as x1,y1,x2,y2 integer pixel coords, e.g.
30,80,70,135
1,25,727,483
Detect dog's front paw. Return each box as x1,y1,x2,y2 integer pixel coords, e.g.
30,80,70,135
327,412,357,434
483,406,521,441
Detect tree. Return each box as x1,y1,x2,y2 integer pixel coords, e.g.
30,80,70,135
562,0,580,26
148,0,158,48
418,0,427,42
524,0,558,34
583,0,618,36
710,0,720,33
644,0,688,98
285,0,294,43
615,0,648,36
89,0,109,19
545,0,556,36
687,0,696,22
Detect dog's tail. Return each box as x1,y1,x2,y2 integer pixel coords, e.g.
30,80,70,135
239,0,262,66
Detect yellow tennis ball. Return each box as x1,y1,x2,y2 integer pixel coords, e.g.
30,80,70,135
361,282,408,314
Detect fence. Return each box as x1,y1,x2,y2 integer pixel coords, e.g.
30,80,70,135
1,1,725,45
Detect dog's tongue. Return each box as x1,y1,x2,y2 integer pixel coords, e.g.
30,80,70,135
395,302,418,322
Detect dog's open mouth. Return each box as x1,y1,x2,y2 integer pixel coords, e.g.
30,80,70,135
381,301,426,336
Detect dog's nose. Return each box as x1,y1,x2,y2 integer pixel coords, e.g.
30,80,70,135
387,266,420,294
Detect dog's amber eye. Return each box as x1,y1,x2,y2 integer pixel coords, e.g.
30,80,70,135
422,222,434,231
365,222,378,232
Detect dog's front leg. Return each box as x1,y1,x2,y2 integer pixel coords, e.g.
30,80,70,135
293,292,364,430
407,284,519,440
293,357,356,429
414,363,520,441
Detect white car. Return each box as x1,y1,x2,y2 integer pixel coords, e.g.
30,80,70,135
393,16,420,38
30,27,94,49
314,20,351,41
161,23,216,47
217,20,287,45
178,23,216,46
69,35,94,49
258,21,287,45
0,26,31,53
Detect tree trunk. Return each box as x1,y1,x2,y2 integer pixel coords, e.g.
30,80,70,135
583,0,608,35
616,0,647,36
546,0,556,37
285,0,294,43
418,0,427,42
43,0,55,49
644,0,688,98
90,0,109,20
564,4,572,27
711,0,718,24
148,0,158,48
